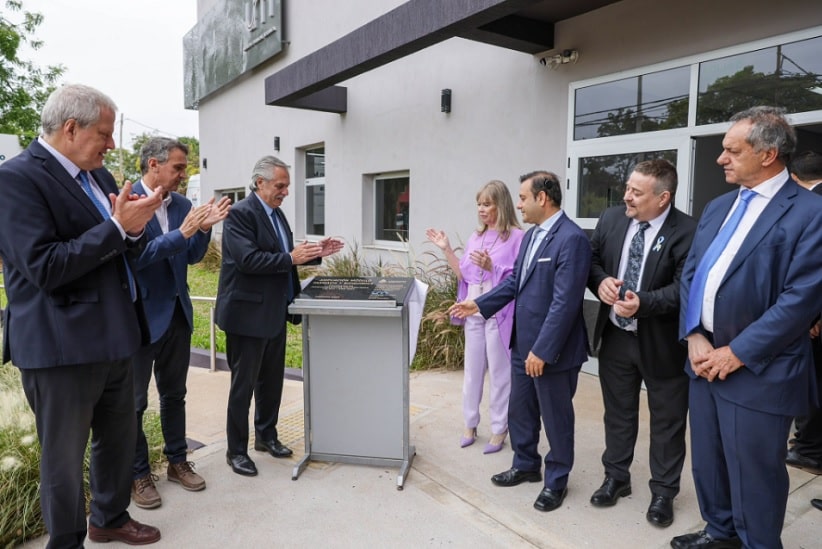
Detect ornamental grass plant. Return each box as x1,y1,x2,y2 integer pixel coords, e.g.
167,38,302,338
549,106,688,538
0,362,165,547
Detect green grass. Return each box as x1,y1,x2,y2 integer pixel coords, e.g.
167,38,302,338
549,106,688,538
187,253,304,369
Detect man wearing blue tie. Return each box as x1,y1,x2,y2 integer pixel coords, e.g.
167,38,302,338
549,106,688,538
0,84,163,547
673,107,822,549
129,137,231,509
216,156,343,476
450,171,591,513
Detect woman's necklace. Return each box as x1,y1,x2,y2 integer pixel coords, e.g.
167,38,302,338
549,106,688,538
478,229,501,284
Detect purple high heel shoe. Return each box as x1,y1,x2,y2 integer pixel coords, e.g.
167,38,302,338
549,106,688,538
483,431,508,454
460,428,477,448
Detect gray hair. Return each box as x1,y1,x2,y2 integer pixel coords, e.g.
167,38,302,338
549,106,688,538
139,137,189,175
41,84,117,136
249,155,289,191
730,106,796,165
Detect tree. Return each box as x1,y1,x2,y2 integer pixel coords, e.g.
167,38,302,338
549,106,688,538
104,132,200,190
0,0,63,146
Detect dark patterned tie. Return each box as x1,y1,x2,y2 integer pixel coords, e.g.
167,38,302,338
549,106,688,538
617,221,650,328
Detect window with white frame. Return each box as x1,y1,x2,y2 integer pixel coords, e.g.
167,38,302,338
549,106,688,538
218,188,245,204
305,146,325,235
569,31,822,223
374,173,410,243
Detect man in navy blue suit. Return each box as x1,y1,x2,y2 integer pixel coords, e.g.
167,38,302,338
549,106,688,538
0,84,162,547
450,171,591,513
129,137,230,509
673,107,822,549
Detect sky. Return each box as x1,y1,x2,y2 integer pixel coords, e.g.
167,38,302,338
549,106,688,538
18,0,200,147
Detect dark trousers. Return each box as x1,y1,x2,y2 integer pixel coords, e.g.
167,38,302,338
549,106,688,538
598,324,689,497
792,336,822,459
21,360,135,549
225,331,286,455
509,347,580,491
132,302,192,478
689,378,792,549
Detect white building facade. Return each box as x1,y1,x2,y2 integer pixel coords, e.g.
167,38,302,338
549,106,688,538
189,0,822,259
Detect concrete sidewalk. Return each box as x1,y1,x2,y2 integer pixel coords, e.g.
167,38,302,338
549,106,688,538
24,364,822,548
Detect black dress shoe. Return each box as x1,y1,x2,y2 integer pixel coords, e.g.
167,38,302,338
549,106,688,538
255,439,293,458
533,486,567,512
670,530,742,548
226,452,258,476
646,494,674,527
785,448,822,474
590,475,631,507
490,467,542,487
812,498,822,511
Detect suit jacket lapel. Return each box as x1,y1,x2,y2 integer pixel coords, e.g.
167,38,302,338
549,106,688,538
273,208,293,251
249,194,281,249
640,209,676,290
609,214,632,275
31,141,102,221
520,212,564,289
722,179,794,283
692,192,736,265
132,181,163,239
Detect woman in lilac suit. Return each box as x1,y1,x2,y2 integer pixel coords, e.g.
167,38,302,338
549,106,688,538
427,180,523,453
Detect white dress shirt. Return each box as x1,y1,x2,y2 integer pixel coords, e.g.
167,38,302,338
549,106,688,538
701,169,787,332
610,205,670,330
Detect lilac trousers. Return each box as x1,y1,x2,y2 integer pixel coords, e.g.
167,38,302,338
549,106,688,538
462,312,511,436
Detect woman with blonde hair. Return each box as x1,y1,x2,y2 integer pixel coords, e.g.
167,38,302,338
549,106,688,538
426,180,524,453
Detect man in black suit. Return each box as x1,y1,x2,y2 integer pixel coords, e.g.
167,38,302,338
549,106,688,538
0,84,162,547
588,159,695,528
216,155,343,476
787,151,822,512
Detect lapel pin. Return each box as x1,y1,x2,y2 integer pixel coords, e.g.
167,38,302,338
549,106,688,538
652,236,665,252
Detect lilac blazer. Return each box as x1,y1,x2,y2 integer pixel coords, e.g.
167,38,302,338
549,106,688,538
454,227,524,353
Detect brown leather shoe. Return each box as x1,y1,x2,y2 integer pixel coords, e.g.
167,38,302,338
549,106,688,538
88,518,161,545
131,474,161,509
167,461,206,491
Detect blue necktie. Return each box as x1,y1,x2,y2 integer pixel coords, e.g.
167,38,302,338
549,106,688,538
617,221,650,328
519,228,543,289
685,189,757,332
78,170,137,300
270,209,294,303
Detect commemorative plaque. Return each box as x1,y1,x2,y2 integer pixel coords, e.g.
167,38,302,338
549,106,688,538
301,276,415,305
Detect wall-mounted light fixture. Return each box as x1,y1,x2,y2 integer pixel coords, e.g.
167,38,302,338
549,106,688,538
540,49,580,70
274,136,280,152
441,89,452,113
202,158,207,170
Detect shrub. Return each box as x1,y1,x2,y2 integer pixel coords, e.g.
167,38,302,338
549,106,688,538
0,365,165,547
317,241,466,370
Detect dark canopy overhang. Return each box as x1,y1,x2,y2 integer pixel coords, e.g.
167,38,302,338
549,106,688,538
264,0,620,113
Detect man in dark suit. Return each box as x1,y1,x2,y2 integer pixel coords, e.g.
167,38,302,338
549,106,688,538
786,151,822,477
673,107,822,549
0,84,162,547
787,151,822,512
216,155,343,476
450,171,591,513
588,159,695,528
129,137,231,508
